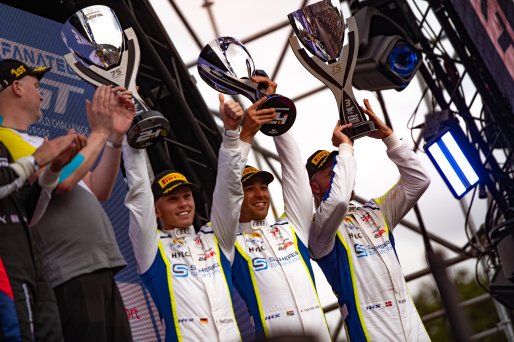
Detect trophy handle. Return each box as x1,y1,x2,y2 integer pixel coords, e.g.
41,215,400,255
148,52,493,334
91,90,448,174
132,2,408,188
64,28,145,107
197,64,263,102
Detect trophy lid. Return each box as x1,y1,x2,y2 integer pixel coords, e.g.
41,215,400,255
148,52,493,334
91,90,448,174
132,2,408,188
288,0,345,63
197,36,256,95
62,5,124,69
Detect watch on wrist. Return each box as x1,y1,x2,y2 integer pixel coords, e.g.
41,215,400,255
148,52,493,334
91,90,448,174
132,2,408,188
105,140,123,149
223,127,241,138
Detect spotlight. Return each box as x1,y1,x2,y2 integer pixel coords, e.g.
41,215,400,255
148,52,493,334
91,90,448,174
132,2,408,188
352,6,421,91
423,115,484,199
388,40,420,78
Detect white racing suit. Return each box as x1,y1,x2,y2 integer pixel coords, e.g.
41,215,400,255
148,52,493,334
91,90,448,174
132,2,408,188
123,132,245,342
232,131,332,341
310,134,431,341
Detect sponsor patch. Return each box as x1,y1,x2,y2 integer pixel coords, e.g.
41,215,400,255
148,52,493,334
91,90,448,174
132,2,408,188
11,65,26,77
158,172,187,188
311,150,330,166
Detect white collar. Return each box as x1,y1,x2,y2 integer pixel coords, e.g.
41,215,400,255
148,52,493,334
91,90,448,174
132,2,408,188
162,226,196,239
239,219,270,233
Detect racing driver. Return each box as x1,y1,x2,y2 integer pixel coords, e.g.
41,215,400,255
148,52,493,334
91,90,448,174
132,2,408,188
307,99,431,341
123,94,247,341
230,76,332,341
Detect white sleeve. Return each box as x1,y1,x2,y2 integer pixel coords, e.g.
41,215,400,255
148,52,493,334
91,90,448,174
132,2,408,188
274,131,313,244
211,132,245,263
373,133,431,231
239,139,252,160
122,139,159,274
0,154,60,226
309,143,356,259
29,166,61,227
0,156,36,199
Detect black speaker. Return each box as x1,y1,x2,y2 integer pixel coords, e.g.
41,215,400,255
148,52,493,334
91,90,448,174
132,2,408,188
490,266,514,310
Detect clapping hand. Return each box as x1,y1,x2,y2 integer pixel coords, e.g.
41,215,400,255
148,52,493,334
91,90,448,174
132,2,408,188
110,86,136,144
48,130,87,172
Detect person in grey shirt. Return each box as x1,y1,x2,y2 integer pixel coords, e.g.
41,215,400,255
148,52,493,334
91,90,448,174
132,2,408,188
0,58,135,342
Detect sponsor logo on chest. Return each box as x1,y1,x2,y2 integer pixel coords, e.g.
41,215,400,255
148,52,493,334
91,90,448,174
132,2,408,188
171,263,221,278
353,241,393,259
268,227,295,251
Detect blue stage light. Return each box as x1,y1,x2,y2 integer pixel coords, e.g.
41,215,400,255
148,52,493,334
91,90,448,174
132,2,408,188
388,40,420,78
424,119,483,199
352,6,422,91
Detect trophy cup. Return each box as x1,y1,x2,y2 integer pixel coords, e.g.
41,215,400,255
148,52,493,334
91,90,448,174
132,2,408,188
288,0,376,140
61,5,170,149
197,36,296,136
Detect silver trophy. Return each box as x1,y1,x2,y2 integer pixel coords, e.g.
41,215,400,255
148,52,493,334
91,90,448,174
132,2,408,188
61,5,170,148
288,0,376,140
197,36,296,136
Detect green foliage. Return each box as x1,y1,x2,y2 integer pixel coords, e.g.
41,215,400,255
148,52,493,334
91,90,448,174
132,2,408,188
413,268,511,341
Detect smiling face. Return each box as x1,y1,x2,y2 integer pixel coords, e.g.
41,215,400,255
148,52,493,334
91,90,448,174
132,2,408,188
155,185,195,229
240,177,270,222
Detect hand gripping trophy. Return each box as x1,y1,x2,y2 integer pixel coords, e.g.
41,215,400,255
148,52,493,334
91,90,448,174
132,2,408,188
61,5,170,148
288,0,376,139
197,36,296,136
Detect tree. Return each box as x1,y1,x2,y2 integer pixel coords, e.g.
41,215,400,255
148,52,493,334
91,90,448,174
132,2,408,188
413,268,512,341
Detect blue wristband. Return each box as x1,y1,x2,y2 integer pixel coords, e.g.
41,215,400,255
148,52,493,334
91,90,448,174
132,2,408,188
58,153,85,183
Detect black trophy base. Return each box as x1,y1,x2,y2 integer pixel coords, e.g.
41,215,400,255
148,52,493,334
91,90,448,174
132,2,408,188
344,120,377,140
127,110,170,149
258,95,297,136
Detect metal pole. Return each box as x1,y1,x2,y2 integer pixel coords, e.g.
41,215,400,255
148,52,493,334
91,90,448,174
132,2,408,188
413,205,473,342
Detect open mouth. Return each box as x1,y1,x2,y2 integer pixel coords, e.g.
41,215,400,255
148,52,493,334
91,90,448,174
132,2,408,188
253,202,267,208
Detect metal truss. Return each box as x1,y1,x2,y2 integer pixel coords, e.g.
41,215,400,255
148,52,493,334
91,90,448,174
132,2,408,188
157,0,514,339
172,0,514,339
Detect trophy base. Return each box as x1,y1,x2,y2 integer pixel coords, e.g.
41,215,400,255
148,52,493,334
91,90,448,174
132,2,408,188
258,95,297,136
127,110,170,149
344,120,377,140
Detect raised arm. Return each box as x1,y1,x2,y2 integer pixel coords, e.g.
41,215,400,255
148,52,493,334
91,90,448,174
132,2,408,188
360,99,430,231
122,139,160,274
309,122,356,259
250,75,313,242
274,130,313,243
210,94,245,263
59,86,134,201
373,134,430,231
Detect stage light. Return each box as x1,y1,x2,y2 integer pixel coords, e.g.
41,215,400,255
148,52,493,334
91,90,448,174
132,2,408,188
388,40,419,77
352,6,421,91
424,116,483,199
